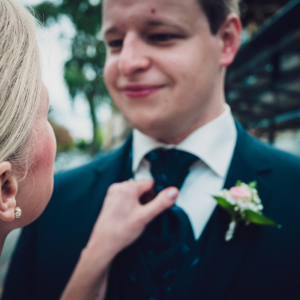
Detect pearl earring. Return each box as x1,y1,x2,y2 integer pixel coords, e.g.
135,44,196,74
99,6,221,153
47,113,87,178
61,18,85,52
14,207,21,219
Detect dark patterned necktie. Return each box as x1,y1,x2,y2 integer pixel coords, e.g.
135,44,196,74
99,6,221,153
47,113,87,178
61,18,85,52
140,148,198,296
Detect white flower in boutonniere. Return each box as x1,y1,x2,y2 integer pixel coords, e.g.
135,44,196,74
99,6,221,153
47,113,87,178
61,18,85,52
213,181,281,242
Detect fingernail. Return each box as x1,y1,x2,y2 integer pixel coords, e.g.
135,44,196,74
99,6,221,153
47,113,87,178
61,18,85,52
168,188,178,200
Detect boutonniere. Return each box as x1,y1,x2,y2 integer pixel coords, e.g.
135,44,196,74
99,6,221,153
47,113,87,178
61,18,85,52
213,181,281,242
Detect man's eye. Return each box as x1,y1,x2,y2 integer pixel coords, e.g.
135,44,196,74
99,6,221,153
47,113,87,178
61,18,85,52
148,34,177,42
108,40,123,48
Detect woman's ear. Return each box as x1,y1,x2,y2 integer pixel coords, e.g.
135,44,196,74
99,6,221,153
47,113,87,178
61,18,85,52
218,13,242,67
0,162,18,222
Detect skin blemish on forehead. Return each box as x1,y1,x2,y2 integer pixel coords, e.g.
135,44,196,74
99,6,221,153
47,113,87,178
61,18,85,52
151,8,156,14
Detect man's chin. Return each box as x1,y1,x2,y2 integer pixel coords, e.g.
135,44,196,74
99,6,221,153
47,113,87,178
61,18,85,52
132,122,175,142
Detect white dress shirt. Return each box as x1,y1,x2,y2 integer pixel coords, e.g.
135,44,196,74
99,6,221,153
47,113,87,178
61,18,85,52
132,104,237,239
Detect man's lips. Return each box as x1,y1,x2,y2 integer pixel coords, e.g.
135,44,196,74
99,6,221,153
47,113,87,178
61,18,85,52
121,85,164,98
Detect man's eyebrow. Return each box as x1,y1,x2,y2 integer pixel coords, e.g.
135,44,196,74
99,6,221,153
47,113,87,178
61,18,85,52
146,20,187,31
146,20,171,27
103,26,119,37
103,19,187,37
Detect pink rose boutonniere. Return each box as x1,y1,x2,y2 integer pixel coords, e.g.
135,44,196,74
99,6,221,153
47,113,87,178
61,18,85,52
213,181,281,242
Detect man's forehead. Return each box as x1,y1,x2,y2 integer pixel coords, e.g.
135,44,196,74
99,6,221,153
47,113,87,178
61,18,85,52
103,0,201,15
102,0,203,29
103,0,182,7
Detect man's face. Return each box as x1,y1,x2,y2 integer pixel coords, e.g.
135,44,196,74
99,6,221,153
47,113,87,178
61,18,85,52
103,0,224,142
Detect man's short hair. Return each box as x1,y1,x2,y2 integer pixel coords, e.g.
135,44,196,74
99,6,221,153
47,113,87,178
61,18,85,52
198,0,240,34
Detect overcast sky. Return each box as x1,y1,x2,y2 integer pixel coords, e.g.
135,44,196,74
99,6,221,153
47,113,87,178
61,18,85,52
19,0,111,141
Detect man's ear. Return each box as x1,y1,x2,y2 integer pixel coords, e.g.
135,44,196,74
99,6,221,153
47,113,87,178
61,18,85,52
218,13,242,67
0,162,18,222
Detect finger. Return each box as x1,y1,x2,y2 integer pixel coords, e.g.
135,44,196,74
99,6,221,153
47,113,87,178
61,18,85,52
131,179,154,197
141,187,179,224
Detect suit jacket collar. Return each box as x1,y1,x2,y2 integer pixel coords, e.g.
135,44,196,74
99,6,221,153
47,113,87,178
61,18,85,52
95,134,132,176
94,122,272,206
89,135,133,218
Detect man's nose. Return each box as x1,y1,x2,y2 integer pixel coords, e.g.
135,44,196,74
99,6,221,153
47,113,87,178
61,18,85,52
118,33,151,76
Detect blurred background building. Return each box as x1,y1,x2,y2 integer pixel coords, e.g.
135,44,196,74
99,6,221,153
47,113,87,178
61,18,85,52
227,0,300,156
0,0,300,296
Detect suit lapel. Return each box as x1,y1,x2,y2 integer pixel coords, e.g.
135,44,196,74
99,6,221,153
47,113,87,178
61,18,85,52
79,135,133,245
92,134,133,205
191,122,273,300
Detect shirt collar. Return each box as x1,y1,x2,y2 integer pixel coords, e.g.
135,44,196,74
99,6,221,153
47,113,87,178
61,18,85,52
132,104,237,178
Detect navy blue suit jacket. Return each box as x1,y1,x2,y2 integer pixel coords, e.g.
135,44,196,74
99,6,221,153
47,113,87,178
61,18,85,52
3,123,300,300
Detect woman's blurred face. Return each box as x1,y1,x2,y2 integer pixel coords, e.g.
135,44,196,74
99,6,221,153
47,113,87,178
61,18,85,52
14,83,56,227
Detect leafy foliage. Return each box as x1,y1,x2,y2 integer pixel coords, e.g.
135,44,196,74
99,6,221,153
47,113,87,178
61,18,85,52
49,118,74,152
34,0,108,155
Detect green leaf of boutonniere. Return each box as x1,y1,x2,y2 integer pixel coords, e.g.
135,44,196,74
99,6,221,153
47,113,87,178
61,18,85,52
248,181,257,189
236,180,242,187
213,196,235,218
244,210,280,227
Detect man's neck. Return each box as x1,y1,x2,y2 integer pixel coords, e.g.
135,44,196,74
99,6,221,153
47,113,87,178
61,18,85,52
156,104,226,145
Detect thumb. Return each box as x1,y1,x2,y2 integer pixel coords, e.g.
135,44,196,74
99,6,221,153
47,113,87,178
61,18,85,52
141,187,179,224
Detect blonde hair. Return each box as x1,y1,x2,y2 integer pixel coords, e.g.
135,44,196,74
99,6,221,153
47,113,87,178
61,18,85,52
0,0,42,172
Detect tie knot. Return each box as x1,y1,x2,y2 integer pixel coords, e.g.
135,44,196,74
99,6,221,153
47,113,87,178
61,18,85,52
145,148,198,193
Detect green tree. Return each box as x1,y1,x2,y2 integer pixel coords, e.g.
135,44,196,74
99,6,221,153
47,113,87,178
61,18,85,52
49,118,74,152
34,0,108,155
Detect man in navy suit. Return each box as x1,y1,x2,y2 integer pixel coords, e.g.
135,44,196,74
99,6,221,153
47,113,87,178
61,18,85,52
4,0,300,299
